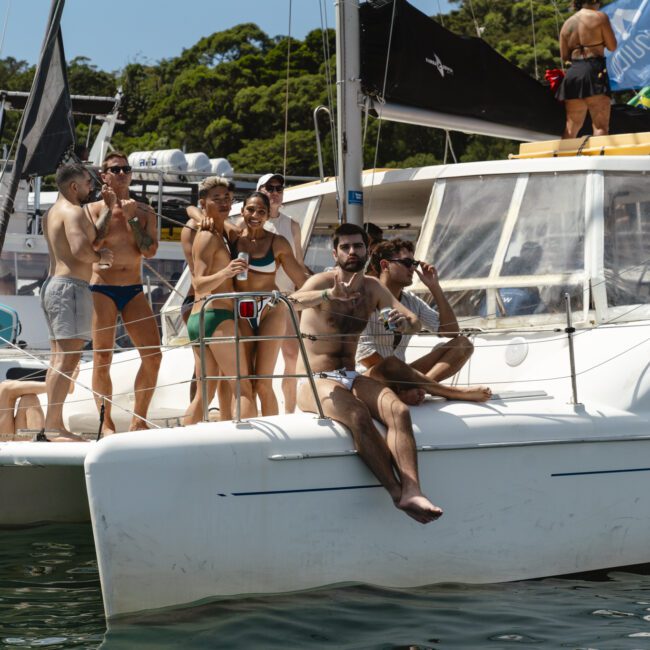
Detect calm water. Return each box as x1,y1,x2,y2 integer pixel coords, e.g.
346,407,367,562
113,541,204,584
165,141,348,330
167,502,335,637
3,525,650,649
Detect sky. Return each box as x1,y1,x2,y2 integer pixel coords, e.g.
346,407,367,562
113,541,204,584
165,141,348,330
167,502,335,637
0,0,456,73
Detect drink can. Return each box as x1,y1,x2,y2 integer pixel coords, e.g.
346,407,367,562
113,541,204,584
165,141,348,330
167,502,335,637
379,307,397,331
236,252,249,281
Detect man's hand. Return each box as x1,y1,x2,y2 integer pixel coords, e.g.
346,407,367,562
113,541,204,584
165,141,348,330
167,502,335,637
416,262,440,290
119,198,137,220
383,308,409,332
97,247,114,269
101,184,117,210
330,273,361,301
198,216,214,232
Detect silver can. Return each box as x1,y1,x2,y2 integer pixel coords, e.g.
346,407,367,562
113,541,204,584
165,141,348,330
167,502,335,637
379,307,397,331
236,252,249,281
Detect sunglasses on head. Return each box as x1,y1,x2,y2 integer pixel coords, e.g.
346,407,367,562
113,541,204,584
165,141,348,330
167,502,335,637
388,258,420,269
106,165,132,174
265,184,284,193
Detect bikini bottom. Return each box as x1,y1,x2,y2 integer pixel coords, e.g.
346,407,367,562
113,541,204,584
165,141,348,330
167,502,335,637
186,309,234,342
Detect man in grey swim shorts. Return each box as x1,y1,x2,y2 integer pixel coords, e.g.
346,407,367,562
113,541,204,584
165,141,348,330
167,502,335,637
40,163,113,441
290,223,443,525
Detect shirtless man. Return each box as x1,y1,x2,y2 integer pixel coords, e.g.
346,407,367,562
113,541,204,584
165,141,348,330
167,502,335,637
41,164,113,440
557,0,617,138
86,152,161,434
357,238,491,405
290,223,442,524
183,176,256,424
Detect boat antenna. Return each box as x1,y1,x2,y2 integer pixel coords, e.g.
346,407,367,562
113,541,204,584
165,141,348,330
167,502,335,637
282,0,293,179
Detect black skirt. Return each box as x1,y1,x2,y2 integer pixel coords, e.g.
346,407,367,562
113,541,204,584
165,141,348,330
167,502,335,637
555,57,611,100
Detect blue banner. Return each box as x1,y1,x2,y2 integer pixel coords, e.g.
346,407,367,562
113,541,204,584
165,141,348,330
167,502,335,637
603,0,650,91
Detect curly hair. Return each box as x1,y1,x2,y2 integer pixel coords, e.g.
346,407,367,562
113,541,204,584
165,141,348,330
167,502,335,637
573,0,599,11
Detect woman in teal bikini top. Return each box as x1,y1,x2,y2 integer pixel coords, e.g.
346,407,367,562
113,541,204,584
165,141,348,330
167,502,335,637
234,192,308,416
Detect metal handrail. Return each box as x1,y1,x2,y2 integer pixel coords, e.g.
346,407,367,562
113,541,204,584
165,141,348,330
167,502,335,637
198,290,326,422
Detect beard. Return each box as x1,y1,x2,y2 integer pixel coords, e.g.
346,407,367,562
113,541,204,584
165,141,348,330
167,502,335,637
339,256,367,272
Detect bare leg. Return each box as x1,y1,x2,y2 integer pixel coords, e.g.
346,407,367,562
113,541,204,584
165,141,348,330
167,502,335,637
585,94,611,136
410,335,473,382
91,292,118,434
208,319,257,419
353,376,442,523
216,377,232,421
0,380,46,436
254,302,287,416
281,311,299,414
183,347,219,425
45,338,85,440
122,294,162,431
297,377,441,523
368,355,491,402
563,99,588,139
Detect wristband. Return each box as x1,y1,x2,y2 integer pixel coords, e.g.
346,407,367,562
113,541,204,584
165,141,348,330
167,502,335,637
321,289,330,302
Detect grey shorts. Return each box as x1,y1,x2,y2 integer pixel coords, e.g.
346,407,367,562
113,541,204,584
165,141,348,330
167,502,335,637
42,276,93,341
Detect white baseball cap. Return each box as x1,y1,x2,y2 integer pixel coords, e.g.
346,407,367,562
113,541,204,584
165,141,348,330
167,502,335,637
256,173,284,190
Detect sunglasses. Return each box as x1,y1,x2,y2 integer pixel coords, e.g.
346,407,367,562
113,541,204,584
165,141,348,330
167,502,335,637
265,184,284,193
106,165,132,174
388,258,420,269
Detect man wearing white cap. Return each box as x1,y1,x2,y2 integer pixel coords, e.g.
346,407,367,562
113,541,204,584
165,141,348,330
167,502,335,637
256,172,304,413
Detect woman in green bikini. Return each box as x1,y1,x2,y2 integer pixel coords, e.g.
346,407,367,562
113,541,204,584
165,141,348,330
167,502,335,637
233,192,307,415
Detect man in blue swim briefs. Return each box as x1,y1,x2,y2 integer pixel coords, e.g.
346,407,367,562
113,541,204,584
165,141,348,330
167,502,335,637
85,151,161,434
183,177,257,424
290,223,443,525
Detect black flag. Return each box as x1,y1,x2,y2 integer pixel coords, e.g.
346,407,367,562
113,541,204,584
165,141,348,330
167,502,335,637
0,0,74,252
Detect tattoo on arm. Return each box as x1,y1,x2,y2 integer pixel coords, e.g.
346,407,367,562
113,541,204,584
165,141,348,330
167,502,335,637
129,218,154,252
94,205,112,242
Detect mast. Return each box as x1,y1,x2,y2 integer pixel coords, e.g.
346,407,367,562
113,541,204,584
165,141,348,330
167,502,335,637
335,0,364,226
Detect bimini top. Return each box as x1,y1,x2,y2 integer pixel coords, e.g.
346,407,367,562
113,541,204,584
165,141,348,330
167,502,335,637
513,132,650,159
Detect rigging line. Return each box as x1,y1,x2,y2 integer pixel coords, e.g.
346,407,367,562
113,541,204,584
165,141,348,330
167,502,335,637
467,0,482,38
0,334,160,428
282,0,293,179
142,259,186,299
0,0,11,58
436,0,445,27
530,0,539,80
367,0,399,222
319,0,339,197
0,0,63,189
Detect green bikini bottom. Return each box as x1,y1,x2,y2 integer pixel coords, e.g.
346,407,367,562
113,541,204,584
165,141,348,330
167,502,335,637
187,309,234,342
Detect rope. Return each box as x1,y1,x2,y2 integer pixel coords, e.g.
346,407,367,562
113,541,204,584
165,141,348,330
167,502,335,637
367,0,399,222
530,0,539,80
319,0,339,187
0,0,11,58
467,0,482,37
282,0,293,179
550,0,566,71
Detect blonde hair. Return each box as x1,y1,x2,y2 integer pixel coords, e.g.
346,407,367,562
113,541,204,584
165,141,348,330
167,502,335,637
198,176,231,198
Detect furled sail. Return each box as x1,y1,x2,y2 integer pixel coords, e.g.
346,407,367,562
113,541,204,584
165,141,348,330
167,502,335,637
0,0,74,252
359,0,650,141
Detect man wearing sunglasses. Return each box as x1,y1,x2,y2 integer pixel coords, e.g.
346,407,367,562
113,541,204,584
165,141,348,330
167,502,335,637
256,173,305,414
85,151,161,434
357,238,491,403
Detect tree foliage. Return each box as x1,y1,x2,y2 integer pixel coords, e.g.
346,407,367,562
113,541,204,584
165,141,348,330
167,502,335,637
0,1,622,172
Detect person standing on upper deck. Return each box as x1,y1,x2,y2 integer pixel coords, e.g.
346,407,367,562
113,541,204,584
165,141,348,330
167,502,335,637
256,173,305,414
41,164,113,440
557,0,617,139
85,152,161,434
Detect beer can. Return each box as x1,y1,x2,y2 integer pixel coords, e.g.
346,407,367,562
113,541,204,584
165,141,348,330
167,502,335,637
379,307,397,331
236,252,249,281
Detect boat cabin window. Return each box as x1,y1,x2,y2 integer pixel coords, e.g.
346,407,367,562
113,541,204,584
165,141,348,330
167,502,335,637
424,172,587,323
0,252,49,296
604,173,650,306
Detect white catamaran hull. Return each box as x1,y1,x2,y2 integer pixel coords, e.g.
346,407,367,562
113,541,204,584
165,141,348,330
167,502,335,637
85,400,650,619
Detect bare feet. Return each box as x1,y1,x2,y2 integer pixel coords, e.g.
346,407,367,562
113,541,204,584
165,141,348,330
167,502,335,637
397,388,426,406
454,386,492,402
129,420,150,432
46,428,87,442
397,494,443,524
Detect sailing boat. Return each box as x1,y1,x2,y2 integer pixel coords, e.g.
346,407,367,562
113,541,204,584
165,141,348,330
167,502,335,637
4,0,650,621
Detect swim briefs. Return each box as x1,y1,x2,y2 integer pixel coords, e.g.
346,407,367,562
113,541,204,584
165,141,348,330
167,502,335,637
186,309,234,342
299,368,360,391
89,284,143,312
42,276,93,341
